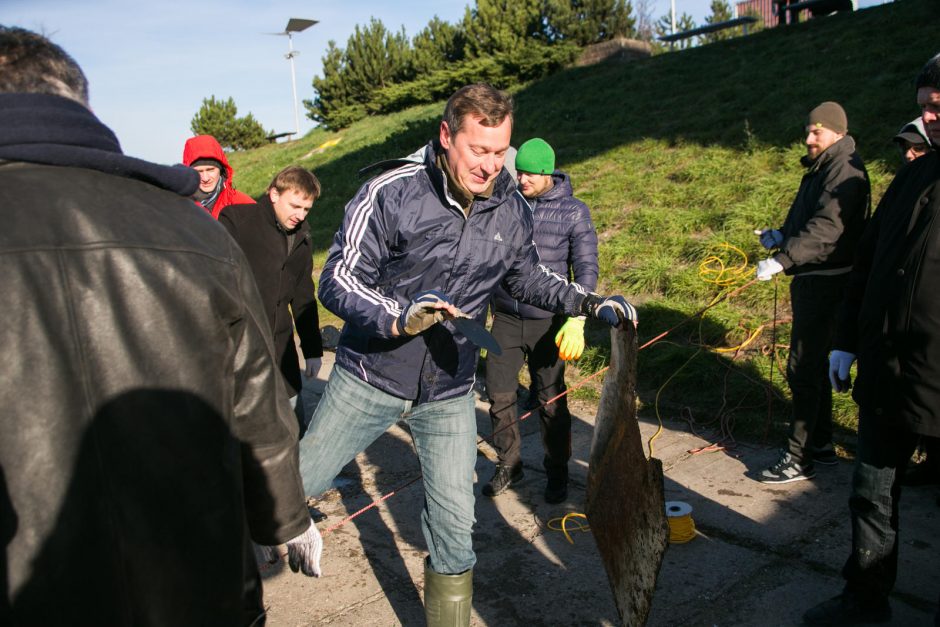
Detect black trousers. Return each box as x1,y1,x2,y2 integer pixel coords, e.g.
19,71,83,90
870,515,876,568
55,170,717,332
786,274,848,464
484,312,571,477
843,406,920,606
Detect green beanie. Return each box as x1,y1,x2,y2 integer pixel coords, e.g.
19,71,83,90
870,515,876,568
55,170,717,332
515,138,555,175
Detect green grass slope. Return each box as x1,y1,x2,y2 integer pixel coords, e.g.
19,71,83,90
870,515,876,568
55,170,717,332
229,0,938,447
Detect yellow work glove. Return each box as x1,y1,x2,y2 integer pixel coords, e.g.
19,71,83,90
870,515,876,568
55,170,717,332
554,316,586,361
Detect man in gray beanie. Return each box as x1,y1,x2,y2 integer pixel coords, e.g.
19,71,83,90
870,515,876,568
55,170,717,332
755,101,871,484
803,53,940,626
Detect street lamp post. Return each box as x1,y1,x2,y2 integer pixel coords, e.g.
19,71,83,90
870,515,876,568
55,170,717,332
281,18,317,138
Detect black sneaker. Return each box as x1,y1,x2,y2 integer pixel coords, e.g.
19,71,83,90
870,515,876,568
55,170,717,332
758,452,815,484
812,447,840,466
803,592,891,625
482,463,524,497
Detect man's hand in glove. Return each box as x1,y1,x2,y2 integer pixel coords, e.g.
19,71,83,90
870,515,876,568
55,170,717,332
756,258,784,281
580,294,638,328
555,317,586,361
257,518,323,577
829,350,856,393
394,290,459,336
756,229,783,249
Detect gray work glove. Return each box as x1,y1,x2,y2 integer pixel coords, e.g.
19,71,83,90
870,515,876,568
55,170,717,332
258,519,323,577
580,293,638,327
828,350,856,393
397,290,455,336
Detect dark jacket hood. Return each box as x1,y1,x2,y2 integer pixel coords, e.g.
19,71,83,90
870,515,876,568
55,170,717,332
0,93,198,196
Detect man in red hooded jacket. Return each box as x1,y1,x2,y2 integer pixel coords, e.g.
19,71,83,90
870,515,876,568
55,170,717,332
182,134,255,218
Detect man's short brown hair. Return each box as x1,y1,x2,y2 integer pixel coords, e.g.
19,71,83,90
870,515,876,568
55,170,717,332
442,84,513,137
267,166,321,200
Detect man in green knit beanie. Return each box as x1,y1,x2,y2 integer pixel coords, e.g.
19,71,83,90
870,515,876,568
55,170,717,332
483,137,600,504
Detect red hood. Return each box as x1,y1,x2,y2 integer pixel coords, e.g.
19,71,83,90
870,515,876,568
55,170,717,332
182,135,235,187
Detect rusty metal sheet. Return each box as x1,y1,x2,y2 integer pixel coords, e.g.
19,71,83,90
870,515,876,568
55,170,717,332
586,324,669,625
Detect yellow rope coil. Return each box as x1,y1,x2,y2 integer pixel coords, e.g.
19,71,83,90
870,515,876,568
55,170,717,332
546,512,590,544
665,501,696,544
646,243,755,459
667,514,696,544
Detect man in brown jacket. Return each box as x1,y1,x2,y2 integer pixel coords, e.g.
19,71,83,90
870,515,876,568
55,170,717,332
755,101,871,484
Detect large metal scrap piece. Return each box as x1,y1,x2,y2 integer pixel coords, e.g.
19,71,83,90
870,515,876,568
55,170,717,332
586,324,669,625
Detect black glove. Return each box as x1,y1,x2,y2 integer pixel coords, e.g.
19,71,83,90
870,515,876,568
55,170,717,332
580,293,638,327
398,290,454,336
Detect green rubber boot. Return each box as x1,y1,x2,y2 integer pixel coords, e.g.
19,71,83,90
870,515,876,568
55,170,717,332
423,559,472,626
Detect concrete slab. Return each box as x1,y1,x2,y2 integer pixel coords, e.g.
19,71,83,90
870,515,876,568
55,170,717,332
265,350,940,625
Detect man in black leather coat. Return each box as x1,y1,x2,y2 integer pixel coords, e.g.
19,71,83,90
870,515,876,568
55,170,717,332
0,26,319,626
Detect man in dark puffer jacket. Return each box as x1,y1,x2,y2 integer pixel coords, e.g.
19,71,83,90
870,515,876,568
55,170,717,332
483,138,599,504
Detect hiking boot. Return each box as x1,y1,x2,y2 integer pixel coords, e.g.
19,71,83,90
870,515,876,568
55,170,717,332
758,451,815,484
812,446,840,466
802,592,891,625
482,463,523,497
544,477,568,504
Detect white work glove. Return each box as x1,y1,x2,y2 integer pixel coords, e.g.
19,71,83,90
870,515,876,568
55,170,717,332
303,357,321,379
829,350,856,393
758,229,784,249
397,290,456,336
258,518,323,577
580,293,638,327
756,258,784,281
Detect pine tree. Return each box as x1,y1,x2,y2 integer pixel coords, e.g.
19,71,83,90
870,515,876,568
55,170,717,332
700,0,737,43
547,0,637,45
655,12,697,50
341,19,407,101
410,17,466,76
463,0,545,57
306,41,352,127
190,96,269,151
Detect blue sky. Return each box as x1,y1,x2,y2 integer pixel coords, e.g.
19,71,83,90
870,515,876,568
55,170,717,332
3,0,886,164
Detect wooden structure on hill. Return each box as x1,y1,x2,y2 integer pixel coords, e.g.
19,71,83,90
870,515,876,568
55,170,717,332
576,38,651,67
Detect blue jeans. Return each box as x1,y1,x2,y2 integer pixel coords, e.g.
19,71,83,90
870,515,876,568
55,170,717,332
298,366,478,574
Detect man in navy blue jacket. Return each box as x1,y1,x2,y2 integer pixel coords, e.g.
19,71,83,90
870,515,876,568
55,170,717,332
297,84,633,625
483,138,599,505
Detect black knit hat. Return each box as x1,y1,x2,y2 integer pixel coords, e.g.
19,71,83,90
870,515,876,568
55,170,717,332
190,157,225,172
808,102,848,135
916,53,940,91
